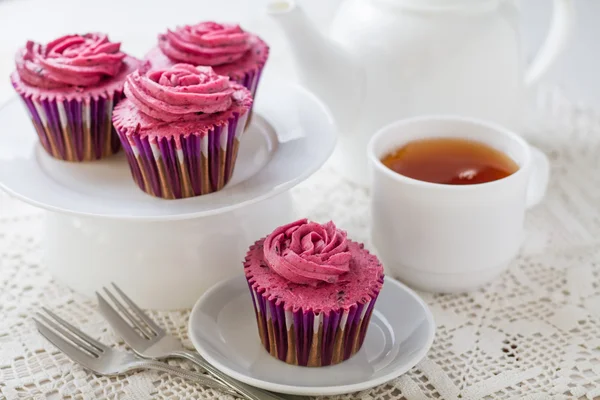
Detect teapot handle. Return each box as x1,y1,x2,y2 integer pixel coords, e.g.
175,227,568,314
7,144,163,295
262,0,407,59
525,0,575,86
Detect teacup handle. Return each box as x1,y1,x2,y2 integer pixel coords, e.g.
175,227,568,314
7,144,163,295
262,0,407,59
526,146,550,209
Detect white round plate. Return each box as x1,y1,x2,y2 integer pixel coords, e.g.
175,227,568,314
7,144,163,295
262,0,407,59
188,275,435,396
0,81,335,221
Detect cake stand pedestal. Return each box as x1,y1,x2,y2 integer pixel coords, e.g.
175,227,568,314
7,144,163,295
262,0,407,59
43,193,293,309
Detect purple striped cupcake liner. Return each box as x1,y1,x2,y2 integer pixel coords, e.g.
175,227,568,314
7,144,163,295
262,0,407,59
231,67,263,129
116,110,249,199
16,91,124,162
247,276,384,367
231,66,263,99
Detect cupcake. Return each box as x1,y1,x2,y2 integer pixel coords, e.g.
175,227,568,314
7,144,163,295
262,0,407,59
112,63,252,199
244,219,384,367
145,22,269,98
10,33,140,161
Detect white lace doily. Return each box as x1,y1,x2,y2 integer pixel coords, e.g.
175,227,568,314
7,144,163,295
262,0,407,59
1,86,600,400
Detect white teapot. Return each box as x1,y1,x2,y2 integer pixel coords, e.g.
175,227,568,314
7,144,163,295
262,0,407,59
268,0,574,186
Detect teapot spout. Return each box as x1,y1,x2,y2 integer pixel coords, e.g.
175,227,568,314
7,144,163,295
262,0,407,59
268,0,364,132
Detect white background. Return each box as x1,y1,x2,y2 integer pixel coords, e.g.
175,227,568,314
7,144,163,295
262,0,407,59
0,0,598,105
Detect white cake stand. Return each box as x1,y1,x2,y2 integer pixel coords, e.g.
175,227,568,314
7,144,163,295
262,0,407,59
0,81,336,309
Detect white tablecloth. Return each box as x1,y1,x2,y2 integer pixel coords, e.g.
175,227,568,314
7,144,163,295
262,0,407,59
2,84,600,399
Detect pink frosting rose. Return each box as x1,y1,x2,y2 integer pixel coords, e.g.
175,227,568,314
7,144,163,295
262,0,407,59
158,22,251,66
15,33,126,89
124,63,236,122
263,219,352,287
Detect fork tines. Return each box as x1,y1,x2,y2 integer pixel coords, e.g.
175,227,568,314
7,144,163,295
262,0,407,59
33,308,106,367
97,283,164,342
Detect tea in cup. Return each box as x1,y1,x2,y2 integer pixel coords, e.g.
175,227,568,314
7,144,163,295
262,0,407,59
368,116,549,292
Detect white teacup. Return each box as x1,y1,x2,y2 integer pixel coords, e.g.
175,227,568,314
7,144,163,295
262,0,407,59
368,116,550,293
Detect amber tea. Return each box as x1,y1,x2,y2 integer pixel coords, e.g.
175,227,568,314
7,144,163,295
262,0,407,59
381,137,519,185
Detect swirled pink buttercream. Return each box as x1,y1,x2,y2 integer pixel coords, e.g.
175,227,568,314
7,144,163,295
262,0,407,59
15,33,126,89
158,22,251,66
263,219,352,287
124,63,235,122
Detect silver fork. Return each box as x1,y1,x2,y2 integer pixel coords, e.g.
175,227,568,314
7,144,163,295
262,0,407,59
33,308,237,396
97,284,293,400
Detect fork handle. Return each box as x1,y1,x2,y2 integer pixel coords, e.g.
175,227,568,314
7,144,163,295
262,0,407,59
131,360,237,396
173,349,289,400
